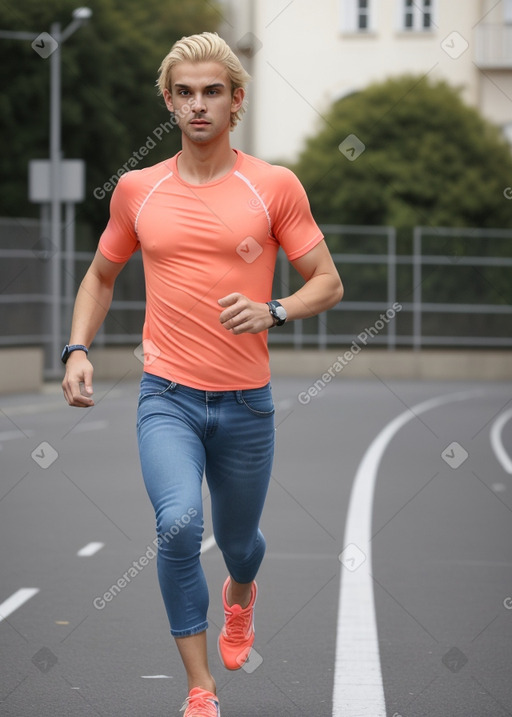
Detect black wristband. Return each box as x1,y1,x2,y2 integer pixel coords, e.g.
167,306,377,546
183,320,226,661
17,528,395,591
61,344,89,364
267,300,287,327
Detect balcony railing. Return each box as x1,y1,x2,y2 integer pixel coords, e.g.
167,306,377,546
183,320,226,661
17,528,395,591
475,24,512,69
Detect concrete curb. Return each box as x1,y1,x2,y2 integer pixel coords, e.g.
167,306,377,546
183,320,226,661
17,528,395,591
0,347,511,396
268,348,512,381
0,348,44,394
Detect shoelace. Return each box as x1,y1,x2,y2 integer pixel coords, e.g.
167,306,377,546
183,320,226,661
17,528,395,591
180,694,219,715
224,607,252,642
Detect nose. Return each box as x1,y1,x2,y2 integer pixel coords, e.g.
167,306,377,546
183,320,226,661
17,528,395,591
190,93,206,114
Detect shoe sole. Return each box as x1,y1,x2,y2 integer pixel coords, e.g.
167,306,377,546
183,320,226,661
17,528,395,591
217,633,254,670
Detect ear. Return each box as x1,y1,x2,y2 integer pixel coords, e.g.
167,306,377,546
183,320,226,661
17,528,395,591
231,86,245,114
163,88,174,113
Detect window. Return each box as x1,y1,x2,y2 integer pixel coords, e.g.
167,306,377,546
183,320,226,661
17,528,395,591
357,0,370,30
505,0,512,24
341,0,375,33
401,0,434,31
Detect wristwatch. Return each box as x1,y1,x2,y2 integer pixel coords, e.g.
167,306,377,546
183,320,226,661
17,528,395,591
267,300,287,327
61,344,89,364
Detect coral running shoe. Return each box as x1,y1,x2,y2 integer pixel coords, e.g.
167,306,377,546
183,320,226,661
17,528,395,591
180,687,220,717
218,577,257,670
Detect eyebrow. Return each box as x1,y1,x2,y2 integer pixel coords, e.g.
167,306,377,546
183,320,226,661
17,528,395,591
173,82,226,90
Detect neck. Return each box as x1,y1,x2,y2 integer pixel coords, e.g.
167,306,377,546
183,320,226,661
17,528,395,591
178,134,237,184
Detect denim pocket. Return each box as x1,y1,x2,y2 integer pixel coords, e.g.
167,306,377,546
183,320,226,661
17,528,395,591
239,385,275,417
138,374,178,405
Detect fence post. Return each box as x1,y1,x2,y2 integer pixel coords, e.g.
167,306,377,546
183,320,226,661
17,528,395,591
387,227,397,350
413,226,422,350
64,202,75,335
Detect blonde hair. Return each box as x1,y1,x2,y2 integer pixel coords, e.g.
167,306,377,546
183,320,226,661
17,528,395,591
157,32,251,129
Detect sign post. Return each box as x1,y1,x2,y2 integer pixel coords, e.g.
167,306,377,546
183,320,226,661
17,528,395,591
29,159,85,376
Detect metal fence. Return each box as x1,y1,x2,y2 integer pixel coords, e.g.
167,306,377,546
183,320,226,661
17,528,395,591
1,219,511,377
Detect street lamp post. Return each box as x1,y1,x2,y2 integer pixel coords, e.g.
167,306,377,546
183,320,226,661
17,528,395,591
49,21,62,381
0,7,92,378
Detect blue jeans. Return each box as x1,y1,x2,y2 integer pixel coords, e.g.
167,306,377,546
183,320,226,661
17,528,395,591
136,373,275,637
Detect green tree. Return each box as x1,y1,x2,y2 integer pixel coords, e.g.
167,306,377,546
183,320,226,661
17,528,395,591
293,74,512,233
293,75,512,335
0,0,222,242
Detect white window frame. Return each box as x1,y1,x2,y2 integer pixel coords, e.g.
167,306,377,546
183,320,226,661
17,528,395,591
505,0,512,24
340,0,376,34
399,0,435,32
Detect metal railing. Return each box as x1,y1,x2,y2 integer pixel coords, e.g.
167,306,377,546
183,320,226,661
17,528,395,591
474,23,512,69
410,226,512,349
272,225,399,350
1,220,511,377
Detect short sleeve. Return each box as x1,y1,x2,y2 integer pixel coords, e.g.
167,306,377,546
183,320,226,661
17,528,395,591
269,167,324,261
98,173,141,263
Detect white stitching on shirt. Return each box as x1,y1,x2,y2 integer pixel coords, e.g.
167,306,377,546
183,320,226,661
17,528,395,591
134,171,174,236
234,170,272,235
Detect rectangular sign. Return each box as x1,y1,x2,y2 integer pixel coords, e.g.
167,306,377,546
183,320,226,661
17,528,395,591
29,159,85,203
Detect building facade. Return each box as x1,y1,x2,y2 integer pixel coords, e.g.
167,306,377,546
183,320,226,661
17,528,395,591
221,0,512,161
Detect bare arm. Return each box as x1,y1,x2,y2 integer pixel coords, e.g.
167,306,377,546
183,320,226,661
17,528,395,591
218,240,343,334
279,240,344,320
62,249,127,407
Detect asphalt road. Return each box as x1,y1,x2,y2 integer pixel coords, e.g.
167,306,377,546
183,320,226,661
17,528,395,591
1,374,511,716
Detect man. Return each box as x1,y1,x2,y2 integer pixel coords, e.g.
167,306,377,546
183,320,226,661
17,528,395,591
62,31,343,717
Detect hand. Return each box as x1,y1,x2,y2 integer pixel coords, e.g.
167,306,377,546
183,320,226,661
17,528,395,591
218,293,274,334
62,354,95,407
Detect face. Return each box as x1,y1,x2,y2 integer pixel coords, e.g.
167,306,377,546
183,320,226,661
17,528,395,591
163,61,244,145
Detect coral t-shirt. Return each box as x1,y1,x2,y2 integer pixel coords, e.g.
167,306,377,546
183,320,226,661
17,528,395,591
98,150,323,390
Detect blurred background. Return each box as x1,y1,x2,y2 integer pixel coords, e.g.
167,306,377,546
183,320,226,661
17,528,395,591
0,0,511,385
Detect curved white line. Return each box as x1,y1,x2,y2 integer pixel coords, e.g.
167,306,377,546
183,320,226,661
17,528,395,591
332,388,486,716
490,407,512,475
201,534,216,554
134,171,174,235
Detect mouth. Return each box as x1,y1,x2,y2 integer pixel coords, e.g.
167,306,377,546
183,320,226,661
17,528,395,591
190,119,210,126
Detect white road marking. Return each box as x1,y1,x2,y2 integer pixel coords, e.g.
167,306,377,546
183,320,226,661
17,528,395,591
201,534,216,554
69,420,109,434
1,402,64,416
77,542,105,557
490,407,512,474
141,675,173,679
332,388,485,717
1,390,123,417
0,588,39,623
0,429,34,441
266,551,335,560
